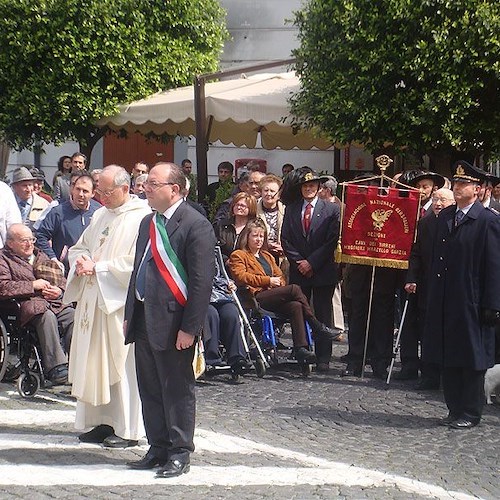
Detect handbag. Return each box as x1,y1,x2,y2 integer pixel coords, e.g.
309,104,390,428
210,277,234,304
192,337,206,380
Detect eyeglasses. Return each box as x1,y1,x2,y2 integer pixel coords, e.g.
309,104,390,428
16,237,36,244
234,203,249,209
143,180,175,190
431,197,454,203
95,187,119,197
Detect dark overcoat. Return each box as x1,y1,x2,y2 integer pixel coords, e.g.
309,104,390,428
423,201,500,369
406,212,438,310
281,198,340,287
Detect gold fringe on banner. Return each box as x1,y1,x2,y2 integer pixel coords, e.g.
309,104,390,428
338,251,409,269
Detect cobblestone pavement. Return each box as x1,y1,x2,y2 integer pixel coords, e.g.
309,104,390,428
1,342,499,499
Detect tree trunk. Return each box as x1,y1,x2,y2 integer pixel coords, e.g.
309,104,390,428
79,127,106,168
428,150,476,177
0,141,10,179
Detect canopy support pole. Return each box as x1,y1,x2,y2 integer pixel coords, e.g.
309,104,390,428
193,58,296,203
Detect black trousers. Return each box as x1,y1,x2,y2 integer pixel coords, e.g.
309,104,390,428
205,302,245,364
300,284,335,364
442,367,486,422
133,303,195,463
399,293,420,370
347,266,397,369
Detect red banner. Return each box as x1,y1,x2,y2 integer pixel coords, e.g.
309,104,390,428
340,184,420,269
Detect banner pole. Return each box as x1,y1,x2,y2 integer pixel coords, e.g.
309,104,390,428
360,265,376,379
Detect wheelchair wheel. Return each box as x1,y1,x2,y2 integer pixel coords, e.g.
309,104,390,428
254,358,266,378
0,323,8,382
17,372,40,398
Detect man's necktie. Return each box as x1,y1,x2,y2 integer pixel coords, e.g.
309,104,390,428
135,246,151,301
303,203,312,234
420,207,426,218
136,213,166,300
455,210,464,227
19,201,28,221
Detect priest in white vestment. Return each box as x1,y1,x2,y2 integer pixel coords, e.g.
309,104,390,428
64,165,151,448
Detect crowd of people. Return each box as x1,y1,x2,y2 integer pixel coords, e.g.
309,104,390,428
0,154,499,478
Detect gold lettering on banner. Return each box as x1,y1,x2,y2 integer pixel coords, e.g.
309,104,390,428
371,209,393,230
347,203,366,228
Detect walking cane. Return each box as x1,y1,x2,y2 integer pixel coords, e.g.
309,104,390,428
386,297,409,386
215,246,270,369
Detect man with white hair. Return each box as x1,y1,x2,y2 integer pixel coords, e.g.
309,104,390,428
64,165,151,448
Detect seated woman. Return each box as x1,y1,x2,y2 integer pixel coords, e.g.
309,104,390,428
204,249,249,375
214,192,257,261
228,219,337,364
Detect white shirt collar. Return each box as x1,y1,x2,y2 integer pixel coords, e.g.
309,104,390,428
163,198,184,220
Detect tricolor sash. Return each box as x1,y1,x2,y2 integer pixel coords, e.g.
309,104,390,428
150,213,188,306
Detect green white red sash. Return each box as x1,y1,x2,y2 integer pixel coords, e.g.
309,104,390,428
150,213,188,306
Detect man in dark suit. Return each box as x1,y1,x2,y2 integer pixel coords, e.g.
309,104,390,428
479,173,500,213
281,170,341,371
424,161,500,429
124,162,216,476
409,171,446,217
398,187,455,387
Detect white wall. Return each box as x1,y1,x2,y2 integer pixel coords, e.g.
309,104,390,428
6,138,104,186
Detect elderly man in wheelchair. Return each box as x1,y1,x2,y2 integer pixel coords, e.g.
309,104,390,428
0,223,74,385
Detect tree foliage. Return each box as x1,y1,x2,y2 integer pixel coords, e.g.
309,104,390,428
291,0,500,161
0,0,227,154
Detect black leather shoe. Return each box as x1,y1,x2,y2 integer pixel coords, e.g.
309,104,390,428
415,378,440,391
438,413,459,426
231,357,251,375
316,362,330,372
47,364,68,385
103,434,139,448
342,363,362,377
295,347,316,364
316,324,342,341
393,368,419,381
449,418,479,430
78,424,114,443
156,459,190,478
371,364,388,380
127,452,166,470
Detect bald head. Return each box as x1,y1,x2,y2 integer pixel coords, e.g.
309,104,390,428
6,224,35,259
145,162,186,213
97,165,131,209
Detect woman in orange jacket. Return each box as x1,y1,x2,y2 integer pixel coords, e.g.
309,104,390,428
228,218,338,363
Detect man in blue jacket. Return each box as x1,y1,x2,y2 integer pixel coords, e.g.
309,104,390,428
36,171,100,274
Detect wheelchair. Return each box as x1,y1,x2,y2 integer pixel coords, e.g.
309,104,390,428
237,289,315,377
203,300,268,383
0,300,47,397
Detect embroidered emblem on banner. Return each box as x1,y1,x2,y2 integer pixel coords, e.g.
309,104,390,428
371,209,393,231
150,213,188,306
